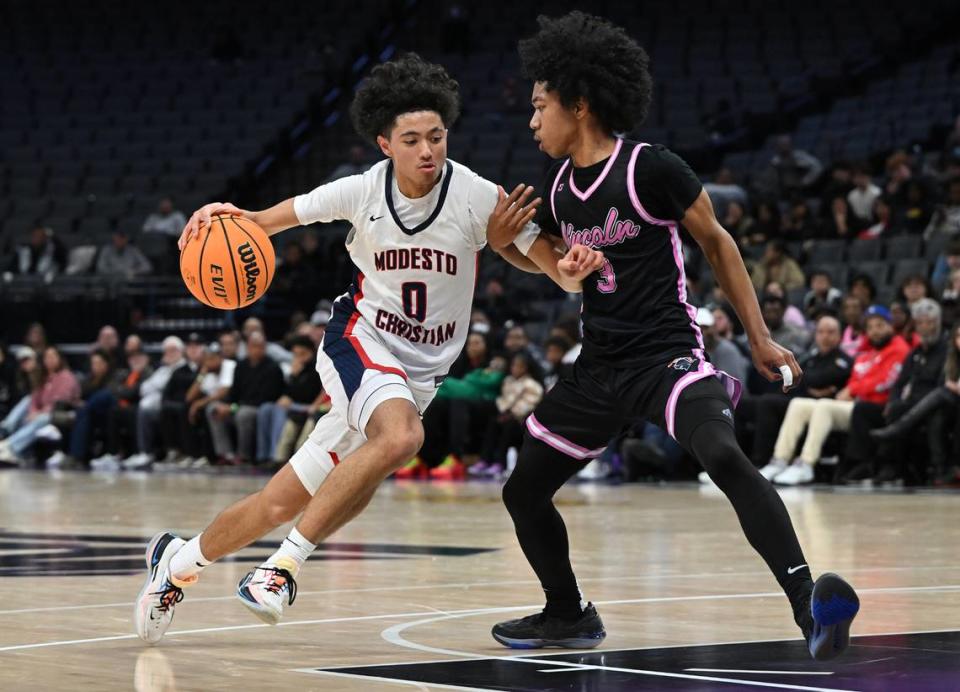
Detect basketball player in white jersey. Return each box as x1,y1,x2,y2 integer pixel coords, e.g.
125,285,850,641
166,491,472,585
135,53,605,643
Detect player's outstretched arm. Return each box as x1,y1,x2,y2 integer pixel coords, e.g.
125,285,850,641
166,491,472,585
177,199,300,251
519,235,604,293
682,189,802,392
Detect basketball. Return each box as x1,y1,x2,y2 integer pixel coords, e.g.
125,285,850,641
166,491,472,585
179,214,275,309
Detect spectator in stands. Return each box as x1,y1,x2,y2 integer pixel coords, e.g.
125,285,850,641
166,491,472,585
542,336,573,391
326,145,369,182
120,336,185,470
95,229,152,278
548,315,583,365
0,346,16,419
124,334,143,359
142,197,188,238
93,325,122,365
89,348,153,470
761,293,810,356
821,196,852,239
848,273,877,306
704,168,749,217
781,200,818,241
883,151,914,206
498,76,526,115
765,306,909,485
859,196,893,239
889,301,921,348
749,201,780,246
803,270,843,320
272,241,321,313
240,317,292,364
751,315,852,476
0,346,80,464
847,165,881,229
867,322,960,485
304,308,329,347
819,161,854,217
840,294,868,357
157,334,207,464
769,135,823,195
750,240,805,292
0,348,38,435
931,237,960,292
722,200,755,242
939,268,960,329
697,308,748,383
924,177,960,238
180,343,236,468
898,274,931,308
473,353,544,479
219,330,241,361
207,331,284,465
23,322,48,355
846,299,947,484
258,336,324,465
503,324,547,375
763,281,806,329
13,225,66,277
48,349,120,467
300,228,323,265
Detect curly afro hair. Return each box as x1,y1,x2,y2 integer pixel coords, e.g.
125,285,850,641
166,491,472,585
519,12,652,134
350,52,461,144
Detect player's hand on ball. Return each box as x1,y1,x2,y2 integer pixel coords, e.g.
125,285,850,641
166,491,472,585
178,202,248,251
558,244,605,282
486,183,542,249
751,336,802,392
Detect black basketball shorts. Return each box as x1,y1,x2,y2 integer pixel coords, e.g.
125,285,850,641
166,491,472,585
525,354,742,461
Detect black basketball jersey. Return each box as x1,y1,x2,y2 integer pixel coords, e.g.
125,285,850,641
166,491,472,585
535,138,705,370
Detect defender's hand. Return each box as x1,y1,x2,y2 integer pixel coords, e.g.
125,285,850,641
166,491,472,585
557,244,605,283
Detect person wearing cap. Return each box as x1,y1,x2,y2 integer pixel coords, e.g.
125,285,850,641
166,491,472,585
95,228,153,278
118,336,185,470
845,299,948,484
178,343,237,467
764,305,910,485
155,335,209,465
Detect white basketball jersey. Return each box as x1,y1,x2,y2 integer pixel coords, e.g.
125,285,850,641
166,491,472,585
294,158,538,383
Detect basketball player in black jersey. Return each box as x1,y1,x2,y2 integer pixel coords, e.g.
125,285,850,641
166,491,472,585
486,12,859,660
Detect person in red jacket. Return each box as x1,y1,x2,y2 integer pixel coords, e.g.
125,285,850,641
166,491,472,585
765,305,910,485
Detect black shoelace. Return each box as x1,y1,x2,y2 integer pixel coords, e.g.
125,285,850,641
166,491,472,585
153,583,184,613
262,567,298,605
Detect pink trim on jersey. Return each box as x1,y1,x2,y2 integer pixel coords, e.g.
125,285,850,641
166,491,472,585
568,137,623,202
627,142,705,353
664,360,716,440
526,414,607,460
550,159,571,226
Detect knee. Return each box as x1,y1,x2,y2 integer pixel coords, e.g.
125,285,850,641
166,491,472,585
693,425,749,479
257,491,301,527
371,420,424,470
501,472,529,517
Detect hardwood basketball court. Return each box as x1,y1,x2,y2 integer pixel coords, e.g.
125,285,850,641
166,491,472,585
1,469,957,690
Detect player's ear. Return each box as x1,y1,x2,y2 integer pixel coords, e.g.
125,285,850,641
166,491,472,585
376,134,392,158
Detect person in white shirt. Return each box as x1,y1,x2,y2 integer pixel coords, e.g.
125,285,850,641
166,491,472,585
142,197,188,237
134,52,605,643
847,166,882,225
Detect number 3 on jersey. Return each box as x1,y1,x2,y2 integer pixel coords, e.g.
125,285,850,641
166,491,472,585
401,282,427,322
597,258,617,293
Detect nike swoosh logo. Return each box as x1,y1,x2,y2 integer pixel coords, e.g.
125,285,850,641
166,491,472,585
787,564,808,575
369,214,384,222
196,562,205,567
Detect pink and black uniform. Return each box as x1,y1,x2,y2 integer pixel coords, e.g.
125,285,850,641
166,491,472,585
525,138,741,457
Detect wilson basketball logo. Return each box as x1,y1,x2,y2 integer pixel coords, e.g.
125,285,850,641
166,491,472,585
179,215,275,310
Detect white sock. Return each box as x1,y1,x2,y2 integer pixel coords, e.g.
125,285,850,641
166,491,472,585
266,527,316,575
168,535,212,582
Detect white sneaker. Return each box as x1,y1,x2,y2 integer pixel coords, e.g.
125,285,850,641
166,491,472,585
134,532,195,643
91,453,121,471
577,459,609,480
189,456,210,469
774,459,815,486
0,440,18,463
697,470,715,485
123,453,155,470
46,451,67,467
759,458,789,481
35,423,62,441
236,558,299,625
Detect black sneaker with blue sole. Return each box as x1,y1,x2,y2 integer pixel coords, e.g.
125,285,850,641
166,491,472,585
492,602,606,649
807,572,860,661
